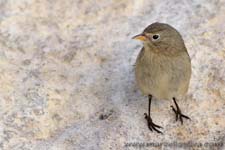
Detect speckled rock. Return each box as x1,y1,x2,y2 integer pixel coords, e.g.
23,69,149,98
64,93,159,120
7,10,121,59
0,0,225,150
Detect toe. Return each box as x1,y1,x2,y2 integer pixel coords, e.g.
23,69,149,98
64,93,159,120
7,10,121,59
152,122,163,129
181,114,191,120
171,106,177,113
179,115,183,125
147,124,153,131
151,126,163,134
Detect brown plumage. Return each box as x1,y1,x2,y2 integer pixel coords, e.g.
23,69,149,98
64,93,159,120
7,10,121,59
133,22,191,133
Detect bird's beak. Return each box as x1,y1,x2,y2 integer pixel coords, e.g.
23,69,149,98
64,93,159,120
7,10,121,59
132,33,147,41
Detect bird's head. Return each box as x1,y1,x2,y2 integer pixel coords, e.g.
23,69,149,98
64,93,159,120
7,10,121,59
133,22,186,56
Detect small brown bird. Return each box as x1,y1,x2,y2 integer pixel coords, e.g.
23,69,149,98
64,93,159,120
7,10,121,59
133,22,191,133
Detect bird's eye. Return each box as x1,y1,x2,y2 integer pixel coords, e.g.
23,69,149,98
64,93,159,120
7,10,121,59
152,34,160,41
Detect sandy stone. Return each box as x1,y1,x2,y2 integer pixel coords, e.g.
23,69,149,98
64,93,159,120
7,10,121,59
0,0,225,150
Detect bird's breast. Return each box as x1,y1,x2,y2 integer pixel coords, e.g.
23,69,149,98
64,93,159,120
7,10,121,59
135,49,191,100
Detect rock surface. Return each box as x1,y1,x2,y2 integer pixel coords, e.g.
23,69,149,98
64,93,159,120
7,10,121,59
0,0,225,149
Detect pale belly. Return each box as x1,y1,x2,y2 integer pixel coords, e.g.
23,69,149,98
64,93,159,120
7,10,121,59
135,51,191,100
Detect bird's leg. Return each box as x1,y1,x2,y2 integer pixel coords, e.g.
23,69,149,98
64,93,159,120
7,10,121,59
144,95,163,134
171,97,190,124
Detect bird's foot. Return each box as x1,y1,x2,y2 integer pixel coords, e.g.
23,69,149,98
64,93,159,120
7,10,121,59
144,113,163,134
171,105,190,125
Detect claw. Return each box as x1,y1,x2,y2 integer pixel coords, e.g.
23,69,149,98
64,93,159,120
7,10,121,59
144,114,163,134
181,114,191,120
171,103,190,124
152,126,163,134
152,122,163,129
148,125,153,131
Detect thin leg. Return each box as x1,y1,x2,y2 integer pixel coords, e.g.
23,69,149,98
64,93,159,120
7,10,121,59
148,95,151,116
171,97,190,125
144,95,163,134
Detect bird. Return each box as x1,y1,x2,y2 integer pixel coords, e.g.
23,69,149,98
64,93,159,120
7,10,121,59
133,22,191,134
